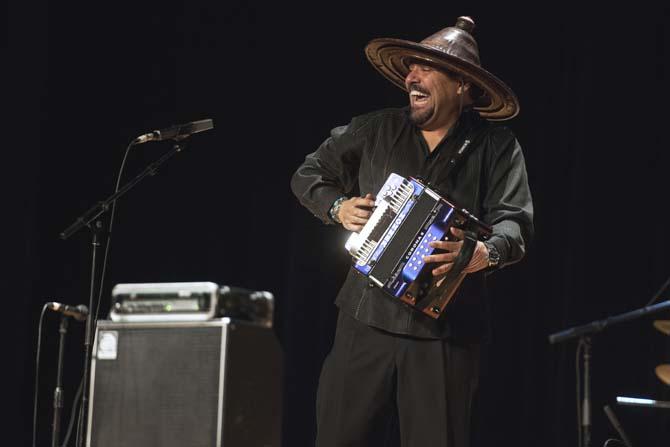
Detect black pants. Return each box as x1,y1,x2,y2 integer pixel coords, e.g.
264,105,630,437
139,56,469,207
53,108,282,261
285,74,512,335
315,312,480,447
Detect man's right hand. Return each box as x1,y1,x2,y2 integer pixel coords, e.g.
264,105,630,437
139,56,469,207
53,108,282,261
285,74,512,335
338,193,376,232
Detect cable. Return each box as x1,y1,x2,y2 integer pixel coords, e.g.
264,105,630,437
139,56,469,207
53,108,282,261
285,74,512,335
576,338,583,447
72,138,185,445
75,396,84,447
32,303,50,447
94,140,135,324
60,376,83,447
645,274,670,306
73,140,135,447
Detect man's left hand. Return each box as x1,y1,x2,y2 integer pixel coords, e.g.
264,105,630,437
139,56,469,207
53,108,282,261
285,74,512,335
422,227,490,276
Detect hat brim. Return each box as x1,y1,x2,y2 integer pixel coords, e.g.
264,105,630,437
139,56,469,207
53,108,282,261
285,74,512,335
365,38,520,121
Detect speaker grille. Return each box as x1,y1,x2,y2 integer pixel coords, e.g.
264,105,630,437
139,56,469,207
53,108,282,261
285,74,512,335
88,324,224,447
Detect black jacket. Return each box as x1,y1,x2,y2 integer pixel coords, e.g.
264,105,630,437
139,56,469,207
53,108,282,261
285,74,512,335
291,107,533,339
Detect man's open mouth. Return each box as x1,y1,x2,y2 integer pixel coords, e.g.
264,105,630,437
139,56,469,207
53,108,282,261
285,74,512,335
410,90,430,105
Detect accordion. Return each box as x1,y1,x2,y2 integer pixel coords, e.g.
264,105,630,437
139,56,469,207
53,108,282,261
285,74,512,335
345,173,491,319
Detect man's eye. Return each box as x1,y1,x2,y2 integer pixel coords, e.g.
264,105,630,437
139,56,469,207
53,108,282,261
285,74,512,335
409,64,431,72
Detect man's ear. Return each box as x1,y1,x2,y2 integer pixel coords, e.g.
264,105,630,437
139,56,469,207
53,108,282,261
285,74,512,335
458,80,471,95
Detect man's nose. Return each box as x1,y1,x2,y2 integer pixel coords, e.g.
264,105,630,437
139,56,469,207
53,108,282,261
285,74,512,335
405,69,419,86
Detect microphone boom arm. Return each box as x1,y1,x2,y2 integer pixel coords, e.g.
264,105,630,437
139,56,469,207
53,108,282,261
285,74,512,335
60,139,188,240
548,300,670,344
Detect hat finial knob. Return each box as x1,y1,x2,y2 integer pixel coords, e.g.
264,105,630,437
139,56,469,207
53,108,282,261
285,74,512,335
455,16,476,34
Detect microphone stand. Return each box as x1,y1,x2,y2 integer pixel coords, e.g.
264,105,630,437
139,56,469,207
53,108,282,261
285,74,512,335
51,315,70,447
59,140,189,446
548,297,670,447
548,300,670,344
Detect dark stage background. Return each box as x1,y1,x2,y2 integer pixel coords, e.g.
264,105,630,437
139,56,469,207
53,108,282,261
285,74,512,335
8,2,670,446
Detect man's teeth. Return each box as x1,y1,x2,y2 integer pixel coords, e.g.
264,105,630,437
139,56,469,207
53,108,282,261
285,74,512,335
410,91,429,98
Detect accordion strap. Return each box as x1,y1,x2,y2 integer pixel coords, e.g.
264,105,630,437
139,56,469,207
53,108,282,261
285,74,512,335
417,230,478,309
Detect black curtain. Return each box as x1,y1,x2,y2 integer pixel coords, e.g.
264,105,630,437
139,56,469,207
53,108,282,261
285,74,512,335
8,2,670,446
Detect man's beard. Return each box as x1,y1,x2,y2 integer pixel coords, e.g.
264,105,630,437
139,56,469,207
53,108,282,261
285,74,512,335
409,103,434,127
407,82,434,127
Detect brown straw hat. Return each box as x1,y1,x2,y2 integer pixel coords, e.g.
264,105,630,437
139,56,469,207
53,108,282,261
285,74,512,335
365,16,520,121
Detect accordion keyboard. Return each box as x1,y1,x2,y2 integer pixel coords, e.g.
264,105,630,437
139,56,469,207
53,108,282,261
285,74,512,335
345,175,415,266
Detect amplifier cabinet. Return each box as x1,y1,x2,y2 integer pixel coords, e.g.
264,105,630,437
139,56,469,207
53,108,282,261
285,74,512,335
86,319,282,447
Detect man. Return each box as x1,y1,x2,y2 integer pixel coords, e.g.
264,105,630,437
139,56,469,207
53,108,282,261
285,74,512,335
291,16,533,447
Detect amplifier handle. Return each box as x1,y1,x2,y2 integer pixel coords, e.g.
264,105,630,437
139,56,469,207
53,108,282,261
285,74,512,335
417,230,478,308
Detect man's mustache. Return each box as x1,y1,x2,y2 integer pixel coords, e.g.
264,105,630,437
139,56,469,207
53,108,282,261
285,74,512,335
408,83,430,95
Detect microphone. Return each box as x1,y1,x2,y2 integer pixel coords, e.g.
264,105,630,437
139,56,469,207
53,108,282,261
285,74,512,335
47,302,89,322
133,119,214,144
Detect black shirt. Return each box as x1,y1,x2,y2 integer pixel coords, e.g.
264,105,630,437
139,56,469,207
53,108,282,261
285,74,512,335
291,107,533,339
